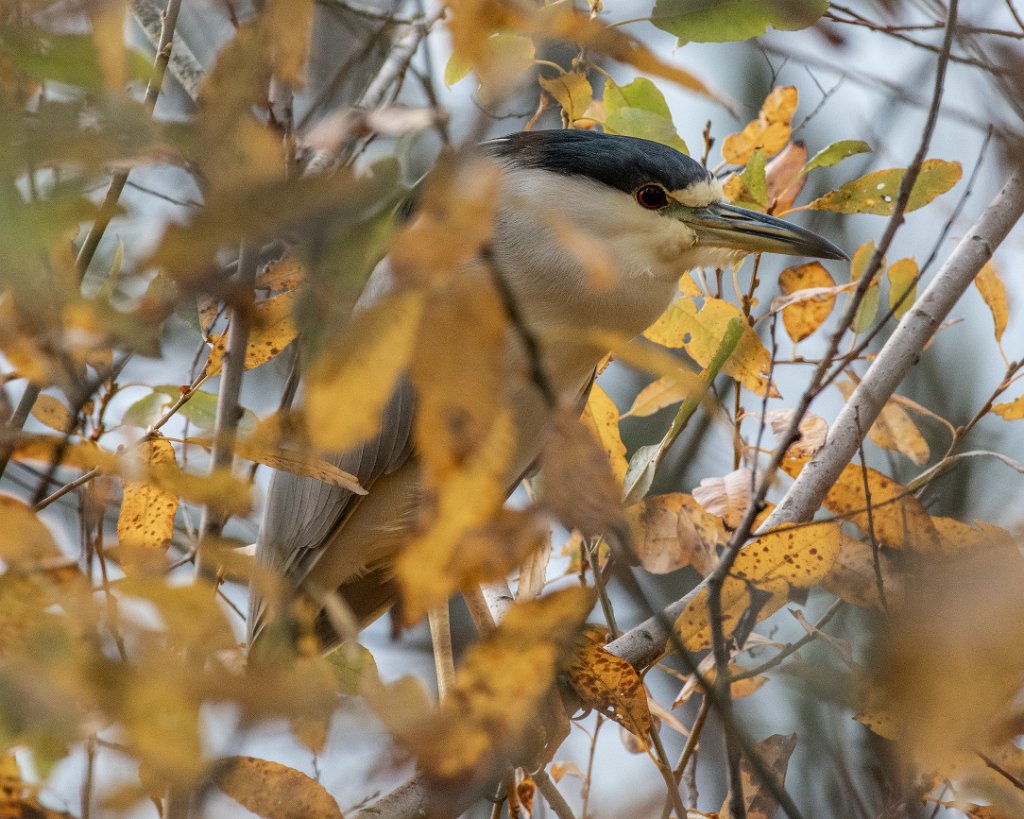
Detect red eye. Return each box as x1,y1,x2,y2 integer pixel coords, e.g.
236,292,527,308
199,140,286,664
635,184,668,209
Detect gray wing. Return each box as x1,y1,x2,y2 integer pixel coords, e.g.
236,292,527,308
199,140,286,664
247,259,415,643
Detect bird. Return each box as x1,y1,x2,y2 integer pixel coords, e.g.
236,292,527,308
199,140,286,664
248,129,846,650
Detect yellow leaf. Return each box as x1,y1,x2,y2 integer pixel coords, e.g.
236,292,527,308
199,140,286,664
0,496,61,566
194,25,281,197
993,395,1024,420
396,410,516,622
305,289,425,453
581,383,627,486
411,273,506,483
566,626,652,743
147,464,251,517
371,587,595,784
117,437,179,570
836,380,929,465
644,298,776,396
88,0,126,90
538,71,593,122
8,435,120,473
256,254,307,291
204,292,298,377
975,261,1008,343
932,516,1014,555
389,156,502,282
676,520,840,650
807,159,961,215
233,440,365,495
887,257,918,319
30,393,75,433
721,86,797,165
119,579,236,652
264,0,314,86
861,550,1024,773
622,375,690,418
443,50,472,87
628,493,721,575
782,456,943,551
213,756,344,819
778,262,836,343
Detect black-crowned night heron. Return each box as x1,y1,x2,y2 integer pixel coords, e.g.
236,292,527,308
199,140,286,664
248,129,846,648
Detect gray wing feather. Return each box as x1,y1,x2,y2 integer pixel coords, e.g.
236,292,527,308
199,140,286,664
248,259,415,642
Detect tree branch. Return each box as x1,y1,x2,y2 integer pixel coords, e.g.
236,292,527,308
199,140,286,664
605,160,1024,673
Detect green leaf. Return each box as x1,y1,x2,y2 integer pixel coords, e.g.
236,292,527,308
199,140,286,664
605,109,688,152
807,160,962,215
853,284,879,334
2,27,150,89
123,391,172,428
801,140,872,175
154,386,218,430
605,77,673,119
325,643,378,696
604,78,687,152
652,0,829,44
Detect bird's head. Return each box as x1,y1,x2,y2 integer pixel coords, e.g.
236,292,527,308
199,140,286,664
480,130,846,349
484,129,846,271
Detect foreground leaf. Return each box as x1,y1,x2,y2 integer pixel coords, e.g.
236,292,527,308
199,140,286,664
213,756,344,819
305,290,424,453
117,437,179,570
396,410,516,622
581,383,628,486
370,588,595,787
652,0,828,43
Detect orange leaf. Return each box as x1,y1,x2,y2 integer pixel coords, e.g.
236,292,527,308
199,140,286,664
777,262,837,342
722,86,797,165
567,626,652,743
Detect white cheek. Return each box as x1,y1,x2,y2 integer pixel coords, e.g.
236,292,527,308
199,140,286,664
654,221,698,263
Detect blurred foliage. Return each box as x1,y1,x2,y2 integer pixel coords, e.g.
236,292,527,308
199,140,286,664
0,1,1022,819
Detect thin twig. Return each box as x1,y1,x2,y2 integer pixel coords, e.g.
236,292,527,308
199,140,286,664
533,769,577,819
78,0,185,278
194,241,258,579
